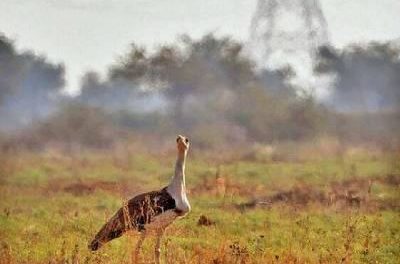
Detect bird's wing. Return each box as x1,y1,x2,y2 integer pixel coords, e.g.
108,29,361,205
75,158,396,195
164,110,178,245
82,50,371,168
89,187,176,251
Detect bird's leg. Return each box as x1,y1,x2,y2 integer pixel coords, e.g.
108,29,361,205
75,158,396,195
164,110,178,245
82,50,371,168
133,231,146,264
154,229,165,264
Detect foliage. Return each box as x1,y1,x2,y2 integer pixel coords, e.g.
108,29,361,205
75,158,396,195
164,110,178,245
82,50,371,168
77,34,329,146
0,33,400,148
0,34,65,130
316,43,400,111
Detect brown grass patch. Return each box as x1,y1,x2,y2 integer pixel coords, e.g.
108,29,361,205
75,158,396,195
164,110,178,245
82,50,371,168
236,175,400,211
46,179,120,196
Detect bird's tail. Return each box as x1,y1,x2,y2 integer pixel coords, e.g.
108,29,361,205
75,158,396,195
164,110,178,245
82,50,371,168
88,239,102,251
88,211,125,251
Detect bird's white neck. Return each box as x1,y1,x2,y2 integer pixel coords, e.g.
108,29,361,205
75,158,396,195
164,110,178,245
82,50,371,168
167,149,190,212
168,150,186,192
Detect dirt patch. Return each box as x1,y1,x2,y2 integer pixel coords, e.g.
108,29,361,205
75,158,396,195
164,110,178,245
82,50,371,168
380,174,400,186
269,185,327,205
63,182,94,195
198,215,215,226
236,175,400,211
46,179,120,195
236,185,328,211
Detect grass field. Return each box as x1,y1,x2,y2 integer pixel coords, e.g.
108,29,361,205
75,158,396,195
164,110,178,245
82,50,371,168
0,147,399,263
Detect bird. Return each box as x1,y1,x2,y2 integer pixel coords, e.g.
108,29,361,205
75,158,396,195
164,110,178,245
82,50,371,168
89,135,191,264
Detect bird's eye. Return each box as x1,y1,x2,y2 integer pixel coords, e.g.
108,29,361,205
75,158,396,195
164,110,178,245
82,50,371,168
176,137,180,143
185,138,189,143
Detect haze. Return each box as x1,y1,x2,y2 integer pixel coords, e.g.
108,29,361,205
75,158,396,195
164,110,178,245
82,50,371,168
0,0,399,93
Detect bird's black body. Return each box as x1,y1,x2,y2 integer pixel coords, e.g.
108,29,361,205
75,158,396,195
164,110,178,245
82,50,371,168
89,187,177,251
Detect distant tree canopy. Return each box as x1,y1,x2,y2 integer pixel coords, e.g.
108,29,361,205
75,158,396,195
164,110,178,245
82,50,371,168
1,32,399,148
78,33,324,145
110,34,255,92
107,34,257,126
0,35,19,102
0,34,65,129
316,43,400,111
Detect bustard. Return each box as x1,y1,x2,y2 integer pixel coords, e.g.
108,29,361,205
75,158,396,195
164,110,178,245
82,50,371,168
89,135,191,264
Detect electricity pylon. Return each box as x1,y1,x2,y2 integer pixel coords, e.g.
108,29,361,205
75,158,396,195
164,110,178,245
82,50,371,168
248,0,330,92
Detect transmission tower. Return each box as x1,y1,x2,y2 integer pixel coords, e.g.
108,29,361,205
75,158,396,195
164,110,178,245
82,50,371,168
248,0,330,90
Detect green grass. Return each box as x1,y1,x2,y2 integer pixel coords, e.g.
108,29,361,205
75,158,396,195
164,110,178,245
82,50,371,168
0,151,399,263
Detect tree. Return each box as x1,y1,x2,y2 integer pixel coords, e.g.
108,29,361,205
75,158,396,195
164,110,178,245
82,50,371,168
0,34,65,130
109,34,256,128
0,35,21,104
315,43,400,111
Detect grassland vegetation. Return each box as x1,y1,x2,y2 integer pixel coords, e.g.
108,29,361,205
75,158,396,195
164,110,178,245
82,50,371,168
0,144,399,263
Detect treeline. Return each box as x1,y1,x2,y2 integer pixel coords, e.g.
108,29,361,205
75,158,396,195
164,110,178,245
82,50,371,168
316,43,400,111
0,33,399,149
0,35,65,130
72,34,325,146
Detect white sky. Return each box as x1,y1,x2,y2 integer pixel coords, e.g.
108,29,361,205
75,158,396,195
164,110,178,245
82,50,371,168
0,0,399,93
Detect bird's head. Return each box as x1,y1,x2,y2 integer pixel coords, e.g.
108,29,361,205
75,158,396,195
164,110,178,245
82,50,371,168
176,135,190,153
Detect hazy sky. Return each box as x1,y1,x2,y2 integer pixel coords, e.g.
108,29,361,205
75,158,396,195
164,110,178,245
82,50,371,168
1,0,399,93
